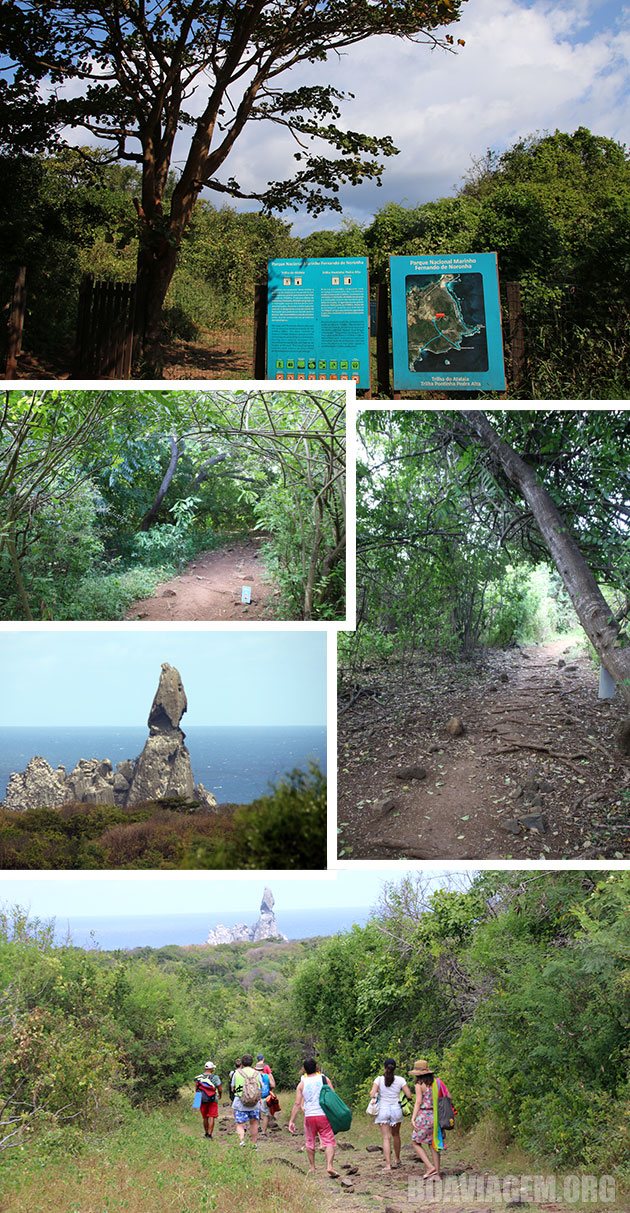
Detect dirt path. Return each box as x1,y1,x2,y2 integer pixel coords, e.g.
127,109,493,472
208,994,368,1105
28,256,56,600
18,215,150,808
126,536,282,621
200,1102,612,1213
338,640,629,860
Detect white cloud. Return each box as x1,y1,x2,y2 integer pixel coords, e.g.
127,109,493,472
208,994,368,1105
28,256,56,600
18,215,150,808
201,0,629,230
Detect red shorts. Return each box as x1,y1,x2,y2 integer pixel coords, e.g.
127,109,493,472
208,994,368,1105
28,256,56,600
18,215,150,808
200,1101,219,1119
304,1115,335,1149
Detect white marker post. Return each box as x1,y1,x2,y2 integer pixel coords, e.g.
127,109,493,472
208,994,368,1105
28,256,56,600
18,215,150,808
241,586,252,605
598,665,616,699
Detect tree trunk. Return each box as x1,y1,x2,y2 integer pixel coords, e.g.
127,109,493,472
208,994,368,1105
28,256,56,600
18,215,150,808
461,410,630,747
140,435,181,530
135,241,180,366
6,526,33,620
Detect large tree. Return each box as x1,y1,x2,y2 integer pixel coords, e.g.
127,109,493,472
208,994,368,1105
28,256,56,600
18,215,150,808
2,1,464,349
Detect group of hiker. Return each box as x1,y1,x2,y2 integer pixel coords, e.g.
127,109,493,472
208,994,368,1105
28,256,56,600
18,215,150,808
194,1053,454,1178
194,1053,280,1145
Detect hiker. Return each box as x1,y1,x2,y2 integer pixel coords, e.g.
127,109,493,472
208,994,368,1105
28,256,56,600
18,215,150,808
288,1057,338,1178
409,1059,443,1178
194,1061,222,1139
255,1059,277,1135
368,1058,414,1171
256,1052,272,1076
232,1053,263,1146
228,1059,242,1101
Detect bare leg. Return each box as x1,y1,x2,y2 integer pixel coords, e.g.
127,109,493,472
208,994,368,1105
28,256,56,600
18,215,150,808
380,1123,392,1169
431,1146,440,1176
236,1123,246,1144
306,1146,316,1173
250,1119,259,1145
391,1123,401,1166
261,1112,269,1135
412,1141,436,1176
325,1142,338,1176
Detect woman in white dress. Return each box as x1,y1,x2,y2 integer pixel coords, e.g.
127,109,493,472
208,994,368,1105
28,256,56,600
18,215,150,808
368,1058,414,1171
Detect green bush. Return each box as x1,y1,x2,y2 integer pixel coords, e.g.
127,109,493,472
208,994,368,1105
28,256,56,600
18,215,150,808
187,766,327,869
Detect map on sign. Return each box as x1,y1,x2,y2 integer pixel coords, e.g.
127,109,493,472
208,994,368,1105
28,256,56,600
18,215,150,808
390,254,506,392
406,272,488,374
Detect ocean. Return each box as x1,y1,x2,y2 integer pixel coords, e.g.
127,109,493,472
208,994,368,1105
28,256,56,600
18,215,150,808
0,725,326,805
52,907,370,950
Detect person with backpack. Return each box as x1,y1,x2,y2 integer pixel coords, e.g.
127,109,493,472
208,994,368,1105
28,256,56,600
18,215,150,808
368,1058,415,1171
255,1059,277,1135
409,1060,444,1177
288,1057,339,1178
232,1053,264,1146
228,1059,242,1101
194,1061,222,1139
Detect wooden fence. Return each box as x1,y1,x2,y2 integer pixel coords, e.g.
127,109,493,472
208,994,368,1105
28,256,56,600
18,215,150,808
75,276,136,378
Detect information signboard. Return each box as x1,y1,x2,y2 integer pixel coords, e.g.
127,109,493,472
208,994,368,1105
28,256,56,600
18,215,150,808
390,253,506,392
267,257,370,389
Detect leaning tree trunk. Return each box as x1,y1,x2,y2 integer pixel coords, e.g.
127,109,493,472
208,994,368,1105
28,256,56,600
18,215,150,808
140,435,181,530
461,410,630,752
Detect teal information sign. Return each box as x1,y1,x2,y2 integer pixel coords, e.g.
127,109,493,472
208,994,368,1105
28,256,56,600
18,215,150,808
390,253,506,392
267,257,370,389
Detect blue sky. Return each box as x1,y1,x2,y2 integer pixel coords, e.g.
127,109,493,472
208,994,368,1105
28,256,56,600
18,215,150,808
0,631,326,727
204,0,630,230
0,870,463,919
12,1,627,232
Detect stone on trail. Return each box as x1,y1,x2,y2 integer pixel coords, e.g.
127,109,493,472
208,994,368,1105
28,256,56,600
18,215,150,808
394,765,427,781
366,1144,382,1152
340,1179,355,1191
337,1142,355,1151
518,812,548,834
499,673,510,683
499,819,522,835
374,797,398,815
445,716,465,737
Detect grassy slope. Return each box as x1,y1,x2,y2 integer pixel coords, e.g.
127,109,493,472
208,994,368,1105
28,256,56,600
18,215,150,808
2,1091,624,1213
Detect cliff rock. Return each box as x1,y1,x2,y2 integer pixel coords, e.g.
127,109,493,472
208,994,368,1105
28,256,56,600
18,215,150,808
4,757,69,812
206,887,287,946
3,665,217,812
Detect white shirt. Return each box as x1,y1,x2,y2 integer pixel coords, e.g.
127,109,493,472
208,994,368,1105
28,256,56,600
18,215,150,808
301,1073,325,1117
376,1074,406,1108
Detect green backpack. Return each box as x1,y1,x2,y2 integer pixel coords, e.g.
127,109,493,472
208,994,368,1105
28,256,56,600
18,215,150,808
319,1075,352,1133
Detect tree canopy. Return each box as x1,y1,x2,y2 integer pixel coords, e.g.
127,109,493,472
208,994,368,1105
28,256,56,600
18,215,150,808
2,0,464,342
0,388,346,621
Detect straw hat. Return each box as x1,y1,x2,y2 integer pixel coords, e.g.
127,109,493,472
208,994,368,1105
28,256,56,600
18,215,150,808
409,1059,433,1076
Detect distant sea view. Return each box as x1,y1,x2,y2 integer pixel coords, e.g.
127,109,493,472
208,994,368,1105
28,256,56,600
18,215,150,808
0,725,326,805
52,907,370,951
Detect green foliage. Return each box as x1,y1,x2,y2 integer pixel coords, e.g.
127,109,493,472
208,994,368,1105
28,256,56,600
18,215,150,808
185,766,327,870
0,389,345,622
0,768,326,870
350,409,628,665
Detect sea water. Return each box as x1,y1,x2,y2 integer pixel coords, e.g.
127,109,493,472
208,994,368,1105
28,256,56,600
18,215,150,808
50,906,370,951
0,725,326,805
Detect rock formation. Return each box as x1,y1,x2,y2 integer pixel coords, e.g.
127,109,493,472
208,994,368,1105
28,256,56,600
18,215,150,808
206,887,287,946
2,665,217,812
125,664,196,805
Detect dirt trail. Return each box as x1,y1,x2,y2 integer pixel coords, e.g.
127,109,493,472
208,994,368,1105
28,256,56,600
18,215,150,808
199,1103,603,1213
126,536,281,621
338,640,629,860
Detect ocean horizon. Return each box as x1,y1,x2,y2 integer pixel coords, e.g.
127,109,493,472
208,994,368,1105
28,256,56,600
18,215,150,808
49,906,370,950
0,725,326,805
